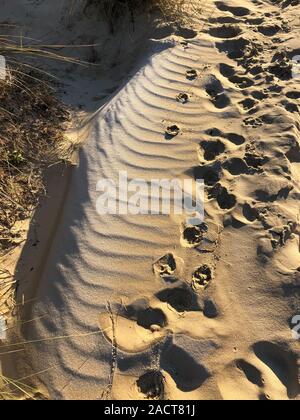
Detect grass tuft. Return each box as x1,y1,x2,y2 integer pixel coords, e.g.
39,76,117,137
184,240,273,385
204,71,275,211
81,0,189,32
0,44,70,253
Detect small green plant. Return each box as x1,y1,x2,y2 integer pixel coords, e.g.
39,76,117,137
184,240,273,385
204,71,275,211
7,150,26,167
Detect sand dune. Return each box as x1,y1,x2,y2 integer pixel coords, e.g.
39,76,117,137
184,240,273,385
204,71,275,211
2,0,300,400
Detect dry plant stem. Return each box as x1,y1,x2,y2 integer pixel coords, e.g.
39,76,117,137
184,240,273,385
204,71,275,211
103,301,118,399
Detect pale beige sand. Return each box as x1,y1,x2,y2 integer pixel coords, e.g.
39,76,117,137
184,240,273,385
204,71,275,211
2,0,300,400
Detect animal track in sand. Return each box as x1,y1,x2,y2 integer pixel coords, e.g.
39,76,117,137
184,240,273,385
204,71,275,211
137,308,168,331
229,74,254,88
192,265,213,290
251,90,268,100
209,25,242,39
258,24,281,37
269,227,292,250
282,101,299,113
216,37,251,60
219,63,235,78
286,91,300,100
186,69,198,80
244,152,268,170
205,75,224,98
137,370,165,400
253,341,299,398
211,93,230,109
181,222,208,248
205,75,230,109
243,203,258,222
153,253,177,283
239,98,258,111
203,299,219,319
199,140,225,161
223,157,249,175
215,2,250,17
268,52,293,80
176,92,189,104
206,127,246,146
165,125,180,140
156,284,202,313
175,27,197,39
236,359,265,387
209,16,242,25
255,185,292,203
122,299,168,331
194,164,222,187
161,342,211,392
209,183,237,210
286,140,300,163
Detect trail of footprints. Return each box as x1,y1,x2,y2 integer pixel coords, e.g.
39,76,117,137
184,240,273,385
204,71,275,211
99,0,300,399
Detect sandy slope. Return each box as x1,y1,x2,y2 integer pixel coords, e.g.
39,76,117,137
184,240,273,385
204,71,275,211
2,0,300,400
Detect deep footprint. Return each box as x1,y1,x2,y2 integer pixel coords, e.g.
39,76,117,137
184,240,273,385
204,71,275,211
199,140,225,161
156,284,201,312
215,2,250,17
137,370,165,400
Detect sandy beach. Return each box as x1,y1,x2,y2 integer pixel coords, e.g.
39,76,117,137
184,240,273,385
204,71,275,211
0,0,299,400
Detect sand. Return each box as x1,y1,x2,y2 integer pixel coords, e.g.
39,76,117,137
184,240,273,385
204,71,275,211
1,0,300,400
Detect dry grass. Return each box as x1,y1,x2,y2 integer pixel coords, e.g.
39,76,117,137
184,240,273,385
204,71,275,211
0,37,71,399
82,0,189,31
0,44,70,253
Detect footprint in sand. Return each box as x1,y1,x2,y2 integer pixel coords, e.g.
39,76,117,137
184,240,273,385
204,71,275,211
282,100,299,114
192,264,214,290
239,98,258,113
252,341,299,399
236,359,265,387
176,92,189,104
219,63,255,88
123,299,168,331
160,339,211,392
136,308,168,331
194,163,222,187
222,157,249,176
198,139,226,162
209,183,237,210
153,253,176,277
186,69,198,80
210,16,243,25
220,343,299,401
165,124,180,140
136,370,165,400
215,1,250,17
180,222,209,248
244,151,268,170
258,24,281,37
206,127,246,146
156,284,202,313
153,253,183,284
99,299,169,353
286,91,300,100
204,75,230,109
209,24,242,39
230,74,254,89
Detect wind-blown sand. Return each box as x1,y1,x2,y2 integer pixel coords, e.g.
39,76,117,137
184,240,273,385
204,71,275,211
2,0,300,400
